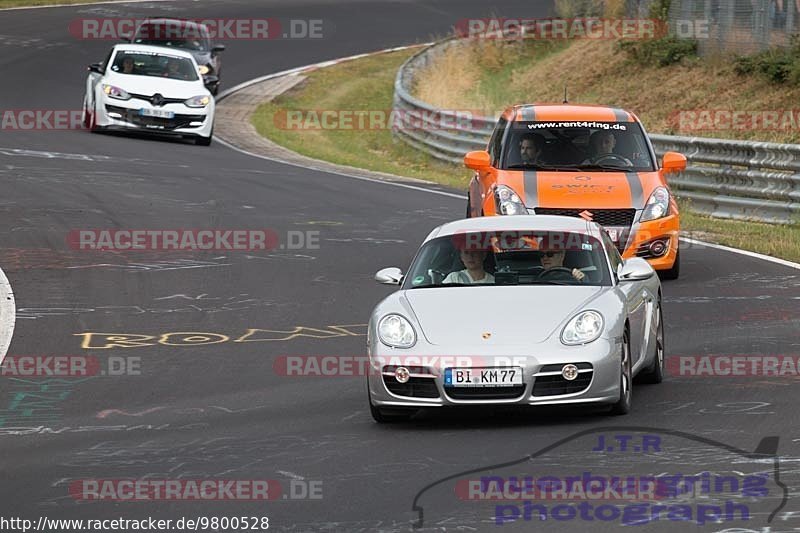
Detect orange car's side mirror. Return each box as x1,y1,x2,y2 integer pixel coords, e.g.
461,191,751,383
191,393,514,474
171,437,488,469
662,151,687,174
464,150,491,171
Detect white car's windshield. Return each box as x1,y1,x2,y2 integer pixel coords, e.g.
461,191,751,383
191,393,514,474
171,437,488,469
403,231,611,288
110,51,199,82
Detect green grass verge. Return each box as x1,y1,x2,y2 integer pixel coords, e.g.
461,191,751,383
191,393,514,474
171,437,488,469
250,48,800,263
251,49,469,190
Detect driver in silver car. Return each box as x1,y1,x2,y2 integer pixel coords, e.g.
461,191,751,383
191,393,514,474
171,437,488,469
539,249,586,281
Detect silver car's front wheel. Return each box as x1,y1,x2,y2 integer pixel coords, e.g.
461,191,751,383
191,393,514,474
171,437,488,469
640,303,665,384
610,330,632,415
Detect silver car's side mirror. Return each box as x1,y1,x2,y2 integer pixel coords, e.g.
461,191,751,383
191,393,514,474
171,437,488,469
618,258,654,282
375,267,403,285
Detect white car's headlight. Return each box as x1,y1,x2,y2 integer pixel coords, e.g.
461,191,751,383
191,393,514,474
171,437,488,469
640,186,670,222
494,185,526,215
561,310,604,345
185,95,211,108
102,84,130,100
378,314,416,348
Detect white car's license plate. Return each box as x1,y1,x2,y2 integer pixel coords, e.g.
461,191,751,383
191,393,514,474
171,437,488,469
444,367,523,387
139,108,174,119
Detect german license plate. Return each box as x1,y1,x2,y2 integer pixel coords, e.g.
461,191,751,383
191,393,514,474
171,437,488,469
444,367,523,387
139,108,174,119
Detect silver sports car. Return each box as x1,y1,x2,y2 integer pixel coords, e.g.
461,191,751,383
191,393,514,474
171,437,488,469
367,215,664,422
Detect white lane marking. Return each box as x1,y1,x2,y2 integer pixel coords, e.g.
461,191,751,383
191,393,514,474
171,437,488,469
276,470,305,481
215,137,465,201
0,265,15,367
0,0,176,11
682,237,800,271
219,48,800,271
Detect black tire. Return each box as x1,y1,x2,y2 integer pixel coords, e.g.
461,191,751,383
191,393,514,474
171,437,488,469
465,193,472,218
609,329,632,415
369,400,417,423
659,250,680,280
195,133,212,146
639,301,665,384
368,385,417,423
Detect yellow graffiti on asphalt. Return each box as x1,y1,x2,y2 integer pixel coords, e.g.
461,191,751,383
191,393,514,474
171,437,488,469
74,324,368,349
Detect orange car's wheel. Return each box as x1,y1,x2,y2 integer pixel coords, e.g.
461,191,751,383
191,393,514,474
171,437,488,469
659,250,680,281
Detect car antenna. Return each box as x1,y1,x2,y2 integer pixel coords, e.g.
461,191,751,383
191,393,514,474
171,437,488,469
563,86,569,104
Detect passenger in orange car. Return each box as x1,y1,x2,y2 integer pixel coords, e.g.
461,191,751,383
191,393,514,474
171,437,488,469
583,130,633,167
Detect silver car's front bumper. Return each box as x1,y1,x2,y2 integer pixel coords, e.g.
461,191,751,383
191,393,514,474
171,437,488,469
367,338,622,408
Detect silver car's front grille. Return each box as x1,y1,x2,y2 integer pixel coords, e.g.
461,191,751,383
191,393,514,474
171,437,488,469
445,385,526,400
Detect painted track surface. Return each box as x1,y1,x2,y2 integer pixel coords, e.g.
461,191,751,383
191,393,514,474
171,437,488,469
0,1,799,531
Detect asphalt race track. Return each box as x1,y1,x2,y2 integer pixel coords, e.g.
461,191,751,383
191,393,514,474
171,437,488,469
0,1,799,531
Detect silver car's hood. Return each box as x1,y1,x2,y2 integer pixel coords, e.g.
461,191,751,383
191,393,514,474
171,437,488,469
404,285,605,346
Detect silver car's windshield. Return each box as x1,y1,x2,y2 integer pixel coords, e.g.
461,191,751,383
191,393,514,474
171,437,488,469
133,23,211,51
403,231,612,289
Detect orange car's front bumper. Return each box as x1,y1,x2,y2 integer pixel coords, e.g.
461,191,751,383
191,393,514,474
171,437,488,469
622,213,680,271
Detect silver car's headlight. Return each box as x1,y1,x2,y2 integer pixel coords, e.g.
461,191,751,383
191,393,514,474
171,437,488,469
494,185,526,215
640,186,670,222
561,310,604,345
199,65,211,75
102,84,130,100
185,95,211,108
378,314,416,348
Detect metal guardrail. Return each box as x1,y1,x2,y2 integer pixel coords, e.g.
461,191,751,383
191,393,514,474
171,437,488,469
392,39,800,224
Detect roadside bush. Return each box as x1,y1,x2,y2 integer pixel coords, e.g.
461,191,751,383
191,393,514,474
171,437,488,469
734,36,800,84
618,35,698,67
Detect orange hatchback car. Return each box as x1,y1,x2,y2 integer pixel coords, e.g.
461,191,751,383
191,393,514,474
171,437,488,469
465,104,687,279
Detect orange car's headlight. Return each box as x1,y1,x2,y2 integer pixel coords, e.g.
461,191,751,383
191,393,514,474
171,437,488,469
641,187,670,222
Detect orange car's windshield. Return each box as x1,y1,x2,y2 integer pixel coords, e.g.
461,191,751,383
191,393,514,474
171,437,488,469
500,121,656,172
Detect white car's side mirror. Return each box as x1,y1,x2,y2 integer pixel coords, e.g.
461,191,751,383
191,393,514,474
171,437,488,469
618,258,654,282
375,267,403,285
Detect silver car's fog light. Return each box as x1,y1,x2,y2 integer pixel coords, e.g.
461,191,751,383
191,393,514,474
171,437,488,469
561,364,579,381
395,366,410,383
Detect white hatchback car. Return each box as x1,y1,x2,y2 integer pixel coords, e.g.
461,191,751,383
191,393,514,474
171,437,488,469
82,44,215,145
